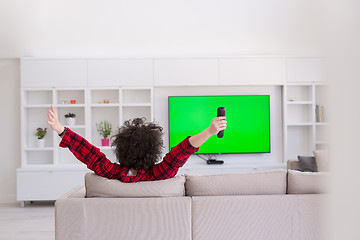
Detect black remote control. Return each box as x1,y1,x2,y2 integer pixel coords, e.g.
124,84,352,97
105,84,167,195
207,159,224,165
217,107,225,138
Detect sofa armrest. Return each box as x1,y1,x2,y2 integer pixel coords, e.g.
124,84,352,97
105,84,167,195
55,198,85,240
57,185,85,200
55,186,86,240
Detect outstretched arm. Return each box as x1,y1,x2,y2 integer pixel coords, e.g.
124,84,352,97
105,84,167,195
188,116,227,148
150,117,227,180
47,105,121,179
47,105,65,135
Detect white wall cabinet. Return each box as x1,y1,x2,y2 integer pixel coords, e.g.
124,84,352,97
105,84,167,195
219,57,286,85
286,58,325,83
154,58,219,86
16,169,88,203
87,59,153,87
21,59,87,87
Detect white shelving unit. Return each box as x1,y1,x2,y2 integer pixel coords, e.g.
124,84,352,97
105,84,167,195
18,86,153,204
283,82,329,161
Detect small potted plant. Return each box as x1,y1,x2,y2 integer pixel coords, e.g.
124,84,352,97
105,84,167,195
65,113,76,126
35,127,47,148
96,121,112,146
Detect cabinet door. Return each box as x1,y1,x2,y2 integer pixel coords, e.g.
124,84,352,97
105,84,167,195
154,58,219,86
16,170,87,201
286,58,325,83
21,59,87,87
219,58,286,85
88,59,153,87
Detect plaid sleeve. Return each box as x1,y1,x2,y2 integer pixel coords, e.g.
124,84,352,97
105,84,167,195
59,128,121,179
150,136,199,180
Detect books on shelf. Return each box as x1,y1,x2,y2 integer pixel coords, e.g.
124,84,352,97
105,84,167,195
315,105,326,122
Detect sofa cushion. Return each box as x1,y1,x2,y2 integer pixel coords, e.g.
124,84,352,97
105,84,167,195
85,173,185,198
287,169,329,194
313,150,329,172
185,169,287,196
297,156,318,172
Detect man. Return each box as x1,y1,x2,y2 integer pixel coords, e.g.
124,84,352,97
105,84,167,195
47,105,226,182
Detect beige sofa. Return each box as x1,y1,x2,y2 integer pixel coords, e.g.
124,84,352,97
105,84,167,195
55,168,329,240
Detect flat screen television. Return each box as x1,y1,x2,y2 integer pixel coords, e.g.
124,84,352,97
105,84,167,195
168,95,270,154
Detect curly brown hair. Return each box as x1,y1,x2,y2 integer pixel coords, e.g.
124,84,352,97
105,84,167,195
111,118,164,170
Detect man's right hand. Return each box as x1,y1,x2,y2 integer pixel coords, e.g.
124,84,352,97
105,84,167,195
47,105,65,135
207,117,227,136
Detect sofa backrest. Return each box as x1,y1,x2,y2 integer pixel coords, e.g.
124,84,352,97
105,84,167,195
85,173,186,198
185,169,287,196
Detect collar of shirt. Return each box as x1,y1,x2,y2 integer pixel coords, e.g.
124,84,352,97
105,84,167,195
119,168,146,183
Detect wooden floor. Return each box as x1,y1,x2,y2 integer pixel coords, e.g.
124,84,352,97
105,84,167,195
0,202,55,240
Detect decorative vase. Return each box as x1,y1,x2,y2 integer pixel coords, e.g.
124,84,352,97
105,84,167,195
101,139,109,146
37,139,45,148
66,117,76,126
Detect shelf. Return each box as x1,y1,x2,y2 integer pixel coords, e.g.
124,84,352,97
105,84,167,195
24,147,53,151
122,103,152,107
56,89,85,105
91,106,119,146
90,89,119,105
287,101,312,105
122,89,151,105
90,103,120,107
315,122,329,126
98,146,114,150
25,150,53,165
24,90,52,105
55,104,86,108
287,122,313,126
23,163,55,168
286,85,313,102
65,125,86,129
123,106,152,122
24,104,51,108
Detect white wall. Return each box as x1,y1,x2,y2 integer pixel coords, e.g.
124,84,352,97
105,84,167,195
0,59,20,203
0,0,323,58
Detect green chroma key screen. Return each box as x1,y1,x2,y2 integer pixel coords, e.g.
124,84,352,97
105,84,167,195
168,95,270,154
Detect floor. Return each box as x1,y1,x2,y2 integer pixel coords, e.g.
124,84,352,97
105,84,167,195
0,202,55,240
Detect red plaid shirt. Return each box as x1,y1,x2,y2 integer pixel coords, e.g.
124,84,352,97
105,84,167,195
59,128,199,182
